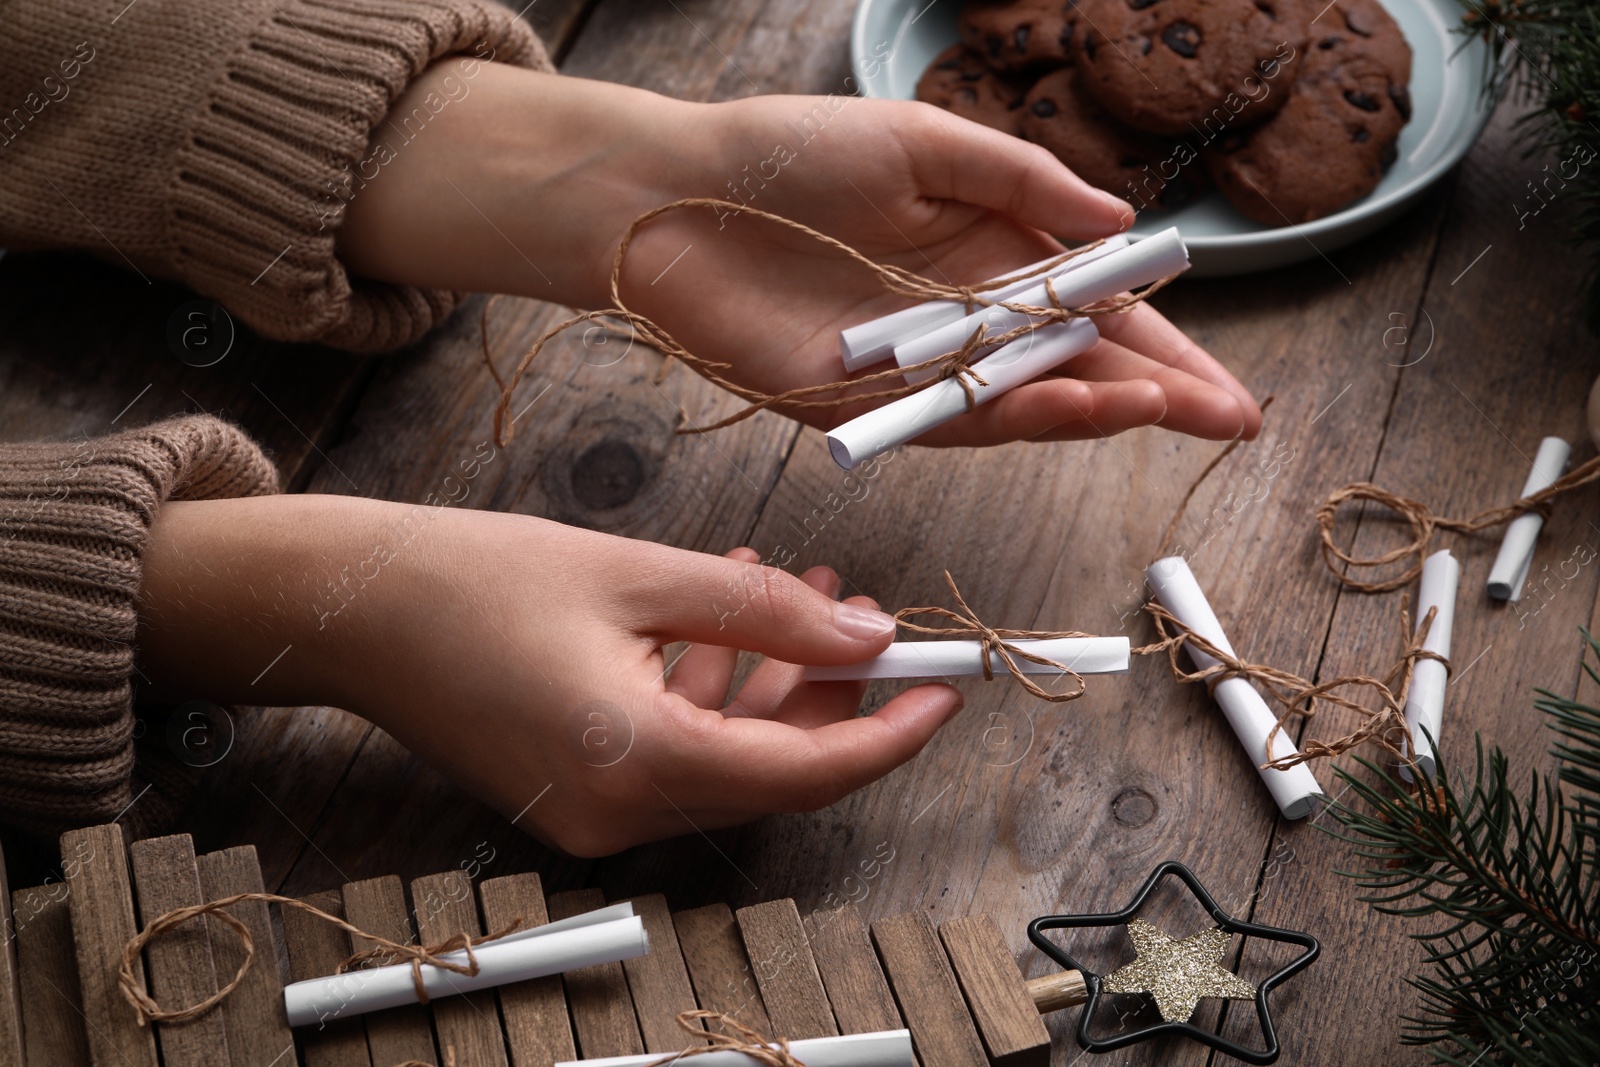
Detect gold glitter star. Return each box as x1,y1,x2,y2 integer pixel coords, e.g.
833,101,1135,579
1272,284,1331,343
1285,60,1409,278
1101,918,1257,1023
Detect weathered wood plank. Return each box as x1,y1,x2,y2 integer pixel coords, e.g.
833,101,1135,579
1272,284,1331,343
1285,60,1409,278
488,0,596,61
128,835,230,1067
617,895,700,1052
734,899,835,1040
11,885,89,1067
1232,101,1600,1065
195,846,297,1067
547,889,643,1059
60,825,159,1067
272,724,585,903
0,839,22,1067
671,904,771,1033
937,915,1048,1067
411,871,508,1067
808,904,903,1039
279,889,370,1067
342,876,436,1067
479,873,576,1067
871,912,986,1067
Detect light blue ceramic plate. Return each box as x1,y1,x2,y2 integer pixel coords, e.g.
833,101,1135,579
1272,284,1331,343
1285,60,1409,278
850,0,1494,275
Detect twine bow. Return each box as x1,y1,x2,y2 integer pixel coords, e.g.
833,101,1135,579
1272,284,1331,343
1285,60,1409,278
484,198,1177,447
118,892,522,1026
895,570,1095,703
646,1010,809,1067
1315,453,1600,592
1137,601,1448,771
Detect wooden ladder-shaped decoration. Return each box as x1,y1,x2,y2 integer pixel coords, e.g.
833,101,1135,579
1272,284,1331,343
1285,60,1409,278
0,824,1086,1067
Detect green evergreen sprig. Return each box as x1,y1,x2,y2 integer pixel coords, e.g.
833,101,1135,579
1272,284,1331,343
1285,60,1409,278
1324,631,1600,1065
1456,0,1600,325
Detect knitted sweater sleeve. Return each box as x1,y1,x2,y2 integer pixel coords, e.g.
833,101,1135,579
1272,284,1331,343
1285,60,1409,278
0,0,553,353
0,417,280,837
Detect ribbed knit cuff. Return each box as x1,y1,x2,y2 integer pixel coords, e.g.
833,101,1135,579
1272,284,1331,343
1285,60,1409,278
168,0,552,352
0,416,279,838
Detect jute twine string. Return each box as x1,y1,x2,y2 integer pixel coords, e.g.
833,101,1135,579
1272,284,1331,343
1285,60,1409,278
1134,602,1446,771
118,892,522,1027
643,1010,810,1067
1124,399,1454,776
1315,453,1600,592
895,570,1095,703
482,198,1176,448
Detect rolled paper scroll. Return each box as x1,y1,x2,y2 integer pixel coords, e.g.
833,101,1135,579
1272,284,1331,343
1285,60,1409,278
837,236,1131,372
283,907,648,1027
802,636,1130,681
891,228,1190,384
558,1030,916,1067
1144,556,1326,820
1486,436,1571,601
825,318,1099,469
1400,549,1459,782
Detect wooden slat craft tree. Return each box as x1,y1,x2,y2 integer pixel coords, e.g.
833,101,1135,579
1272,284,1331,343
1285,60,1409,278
1,823,1086,1067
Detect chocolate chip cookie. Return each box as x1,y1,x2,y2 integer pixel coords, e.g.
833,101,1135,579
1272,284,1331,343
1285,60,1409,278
915,44,1031,134
1075,0,1308,137
1021,67,1205,210
1205,0,1412,224
958,0,1080,74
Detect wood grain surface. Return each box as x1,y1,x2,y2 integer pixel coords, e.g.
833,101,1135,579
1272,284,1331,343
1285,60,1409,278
0,840,20,1067
546,889,643,1058
734,899,837,1040
479,873,577,1067
341,876,437,1067
807,904,904,1040
870,912,987,1067
279,890,371,1067
59,825,159,1067
937,915,1048,1067
617,894,702,1052
3,3,1595,1065
195,846,297,1067
127,835,229,1067
10,885,89,1067
671,903,772,1033
411,871,509,1067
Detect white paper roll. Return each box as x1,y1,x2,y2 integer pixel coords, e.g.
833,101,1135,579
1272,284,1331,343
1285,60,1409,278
1400,549,1459,781
825,318,1099,469
891,229,1190,384
1486,437,1570,601
284,913,649,1028
1145,557,1326,820
559,1030,915,1067
836,237,1130,372
802,636,1130,681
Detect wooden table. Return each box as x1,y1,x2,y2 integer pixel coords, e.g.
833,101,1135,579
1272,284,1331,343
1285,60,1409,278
3,3,1596,1064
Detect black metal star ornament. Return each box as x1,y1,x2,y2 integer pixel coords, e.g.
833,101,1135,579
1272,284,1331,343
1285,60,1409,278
1027,861,1319,1065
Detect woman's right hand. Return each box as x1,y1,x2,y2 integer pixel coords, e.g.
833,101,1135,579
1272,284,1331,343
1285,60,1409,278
137,494,963,855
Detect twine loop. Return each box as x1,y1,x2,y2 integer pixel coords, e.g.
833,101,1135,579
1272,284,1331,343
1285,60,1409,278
1316,454,1600,592
1136,601,1448,771
484,199,1176,448
119,892,522,1026
646,1010,809,1067
895,571,1094,703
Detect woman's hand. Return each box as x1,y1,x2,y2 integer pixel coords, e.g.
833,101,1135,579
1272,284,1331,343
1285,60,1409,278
336,62,1261,447
135,495,962,856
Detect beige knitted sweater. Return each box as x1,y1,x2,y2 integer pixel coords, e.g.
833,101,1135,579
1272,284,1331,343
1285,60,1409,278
0,0,552,836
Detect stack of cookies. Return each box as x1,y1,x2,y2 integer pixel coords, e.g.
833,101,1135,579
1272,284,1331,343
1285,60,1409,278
915,0,1413,224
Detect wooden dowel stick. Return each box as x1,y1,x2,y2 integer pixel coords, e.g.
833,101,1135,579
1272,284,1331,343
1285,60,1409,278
1025,971,1088,1013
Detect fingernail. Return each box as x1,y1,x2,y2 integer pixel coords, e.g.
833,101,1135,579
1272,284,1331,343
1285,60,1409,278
1099,191,1135,229
834,602,896,640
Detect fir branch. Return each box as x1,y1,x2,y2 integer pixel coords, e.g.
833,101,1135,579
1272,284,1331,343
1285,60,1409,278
1324,631,1600,1064
1456,0,1600,326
